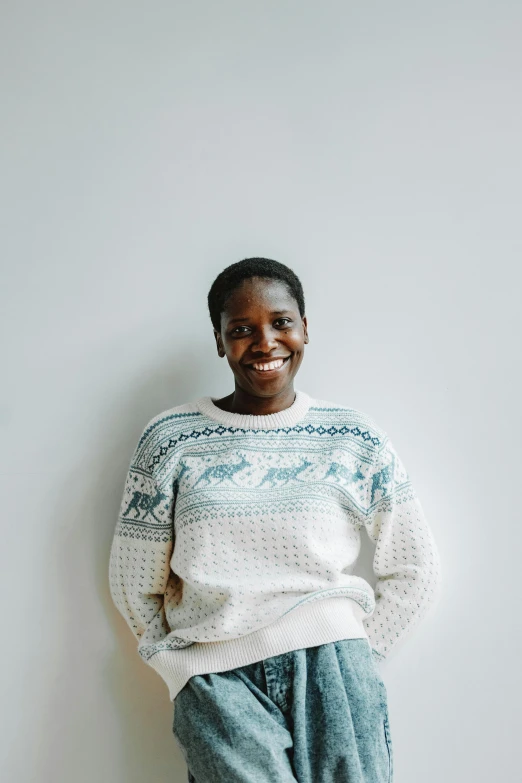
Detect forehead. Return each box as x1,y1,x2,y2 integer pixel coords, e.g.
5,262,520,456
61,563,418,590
224,277,294,312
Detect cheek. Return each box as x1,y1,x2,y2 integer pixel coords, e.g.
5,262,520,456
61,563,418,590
223,345,241,360
223,352,241,365
288,333,305,349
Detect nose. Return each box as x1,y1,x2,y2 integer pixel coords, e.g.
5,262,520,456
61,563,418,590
250,326,279,353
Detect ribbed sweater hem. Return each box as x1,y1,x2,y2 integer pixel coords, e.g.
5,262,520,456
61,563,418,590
146,596,370,702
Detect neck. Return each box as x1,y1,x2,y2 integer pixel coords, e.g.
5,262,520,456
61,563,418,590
214,386,297,416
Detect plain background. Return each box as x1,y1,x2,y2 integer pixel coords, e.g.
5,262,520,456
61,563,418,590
1,2,520,781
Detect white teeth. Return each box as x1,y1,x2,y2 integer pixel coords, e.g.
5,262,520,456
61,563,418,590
252,358,285,371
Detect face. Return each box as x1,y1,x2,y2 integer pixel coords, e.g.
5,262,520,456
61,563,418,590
214,277,309,397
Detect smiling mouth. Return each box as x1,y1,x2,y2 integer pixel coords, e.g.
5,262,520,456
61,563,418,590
246,356,291,374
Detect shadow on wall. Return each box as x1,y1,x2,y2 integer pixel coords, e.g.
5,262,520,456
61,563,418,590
36,348,202,783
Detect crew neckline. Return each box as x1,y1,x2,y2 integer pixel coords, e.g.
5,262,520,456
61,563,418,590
195,389,313,430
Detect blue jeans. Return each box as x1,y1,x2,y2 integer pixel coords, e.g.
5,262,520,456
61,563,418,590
172,638,393,782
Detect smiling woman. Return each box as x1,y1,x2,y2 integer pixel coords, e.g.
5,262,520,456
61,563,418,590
207,258,309,416
109,257,442,783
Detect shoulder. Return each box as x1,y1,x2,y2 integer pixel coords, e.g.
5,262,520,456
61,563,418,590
137,400,201,445
129,400,202,475
307,395,387,451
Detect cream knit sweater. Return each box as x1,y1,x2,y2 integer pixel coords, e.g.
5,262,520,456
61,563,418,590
109,389,442,702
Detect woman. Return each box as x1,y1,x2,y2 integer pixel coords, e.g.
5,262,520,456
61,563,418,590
109,257,442,782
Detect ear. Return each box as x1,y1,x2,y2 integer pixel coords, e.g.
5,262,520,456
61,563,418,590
302,316,309,344
214,329,225,357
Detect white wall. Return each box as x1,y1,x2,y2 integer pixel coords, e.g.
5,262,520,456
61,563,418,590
2,2,520,781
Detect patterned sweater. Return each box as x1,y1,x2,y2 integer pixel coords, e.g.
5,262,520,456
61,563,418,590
108,389,442,702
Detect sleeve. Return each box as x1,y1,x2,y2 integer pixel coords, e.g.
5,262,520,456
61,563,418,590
108,427,175,653
361,433,442,664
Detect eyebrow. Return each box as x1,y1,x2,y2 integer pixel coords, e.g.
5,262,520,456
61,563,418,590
227,310,293,325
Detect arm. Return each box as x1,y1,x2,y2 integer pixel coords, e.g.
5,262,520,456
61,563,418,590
362,434,442,664
108,427,174,650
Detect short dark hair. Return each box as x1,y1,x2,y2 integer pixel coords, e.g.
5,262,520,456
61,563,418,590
207,257,306,333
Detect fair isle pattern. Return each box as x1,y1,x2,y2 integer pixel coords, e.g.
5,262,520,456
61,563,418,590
109,390,442,676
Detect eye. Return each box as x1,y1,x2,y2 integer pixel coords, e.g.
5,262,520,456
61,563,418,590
232,318,292,335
